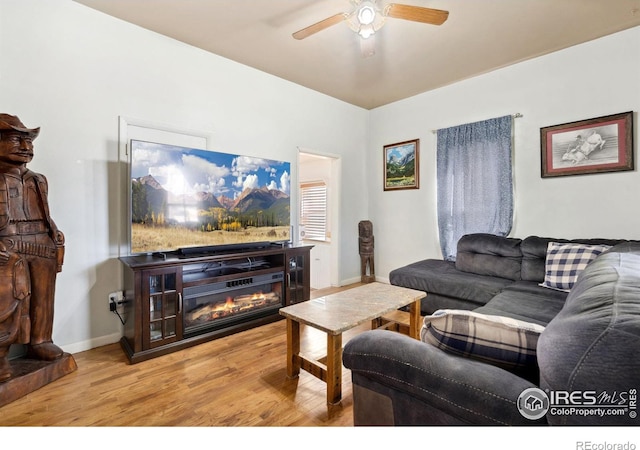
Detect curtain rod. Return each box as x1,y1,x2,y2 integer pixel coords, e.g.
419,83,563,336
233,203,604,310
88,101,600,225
431,113,523,134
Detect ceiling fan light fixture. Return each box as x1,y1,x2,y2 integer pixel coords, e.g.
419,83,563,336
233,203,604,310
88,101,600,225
357,4,376,25
347,0,385,38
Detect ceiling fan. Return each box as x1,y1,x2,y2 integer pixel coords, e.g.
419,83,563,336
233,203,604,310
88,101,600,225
292,1,449,44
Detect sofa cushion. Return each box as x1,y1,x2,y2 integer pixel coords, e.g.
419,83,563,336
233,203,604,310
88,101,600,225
539,242,611,292
455,234,523,281
421,309,545,371
389,259,513,306
416,292,485,315
474,281,567,326
537,251,640,425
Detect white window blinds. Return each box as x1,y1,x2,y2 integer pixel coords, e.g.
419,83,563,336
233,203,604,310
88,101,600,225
300,181,327,241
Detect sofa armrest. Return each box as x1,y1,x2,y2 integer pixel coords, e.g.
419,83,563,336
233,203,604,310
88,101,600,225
343,330,545,425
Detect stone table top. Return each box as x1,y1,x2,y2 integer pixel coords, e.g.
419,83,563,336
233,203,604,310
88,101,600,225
279,282,426,335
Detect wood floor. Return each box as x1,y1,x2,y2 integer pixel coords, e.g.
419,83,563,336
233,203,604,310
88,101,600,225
0,284,369,427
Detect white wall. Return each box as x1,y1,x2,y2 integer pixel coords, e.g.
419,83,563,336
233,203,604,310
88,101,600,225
368,26,640,282
0,0,369,353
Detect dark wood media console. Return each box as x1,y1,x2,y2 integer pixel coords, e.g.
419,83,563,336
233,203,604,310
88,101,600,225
119,244,313,363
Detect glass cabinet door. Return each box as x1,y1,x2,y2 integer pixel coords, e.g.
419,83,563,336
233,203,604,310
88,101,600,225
144,268,182,348
286,247,310,305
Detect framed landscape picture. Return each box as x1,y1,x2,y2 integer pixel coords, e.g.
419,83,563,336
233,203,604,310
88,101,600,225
383,139,420,190
540,111,634,178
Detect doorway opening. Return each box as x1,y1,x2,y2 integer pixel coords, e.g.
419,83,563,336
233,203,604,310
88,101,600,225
298,150,340,289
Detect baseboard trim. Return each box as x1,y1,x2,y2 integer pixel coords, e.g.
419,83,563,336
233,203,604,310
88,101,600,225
340,276,389,286
62,332,122,355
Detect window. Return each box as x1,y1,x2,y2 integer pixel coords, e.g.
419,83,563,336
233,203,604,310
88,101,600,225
300,181,328,241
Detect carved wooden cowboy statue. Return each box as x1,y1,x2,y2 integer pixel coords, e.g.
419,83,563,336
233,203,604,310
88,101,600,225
0,114,65,383
358,220,375,283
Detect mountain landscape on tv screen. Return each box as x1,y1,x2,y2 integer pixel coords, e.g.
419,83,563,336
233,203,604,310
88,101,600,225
129,140,291,253
132,174,290,229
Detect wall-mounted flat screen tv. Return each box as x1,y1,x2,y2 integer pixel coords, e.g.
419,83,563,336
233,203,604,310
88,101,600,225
129,139,291,255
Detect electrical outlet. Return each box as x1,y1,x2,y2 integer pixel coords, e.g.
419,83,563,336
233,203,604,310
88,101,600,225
108,291,125,311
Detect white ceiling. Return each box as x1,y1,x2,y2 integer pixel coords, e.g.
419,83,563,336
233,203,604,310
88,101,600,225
74,0,640,110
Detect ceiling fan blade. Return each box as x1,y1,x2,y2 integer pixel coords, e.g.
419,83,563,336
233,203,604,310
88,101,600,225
385,4,449,25
292,13,348,40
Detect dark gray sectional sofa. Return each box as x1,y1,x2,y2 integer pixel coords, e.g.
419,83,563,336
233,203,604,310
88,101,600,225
387,233,627,322
342,233,640,425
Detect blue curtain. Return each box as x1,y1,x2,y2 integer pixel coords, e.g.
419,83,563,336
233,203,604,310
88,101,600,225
436,115,513,261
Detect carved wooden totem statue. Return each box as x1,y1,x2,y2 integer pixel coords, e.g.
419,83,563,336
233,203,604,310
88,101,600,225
0,114,67,384
358,220,375,283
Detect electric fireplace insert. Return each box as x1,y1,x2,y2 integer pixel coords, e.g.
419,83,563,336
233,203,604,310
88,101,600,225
182,269,284,337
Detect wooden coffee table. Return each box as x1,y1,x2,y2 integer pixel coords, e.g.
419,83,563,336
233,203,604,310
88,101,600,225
279,282,426,405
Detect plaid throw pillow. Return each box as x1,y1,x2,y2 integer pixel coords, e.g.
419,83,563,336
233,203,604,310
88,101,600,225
421,309,545,371
540,242,611,292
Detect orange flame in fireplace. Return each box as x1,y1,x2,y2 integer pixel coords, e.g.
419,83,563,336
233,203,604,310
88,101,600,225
186,290,281,325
